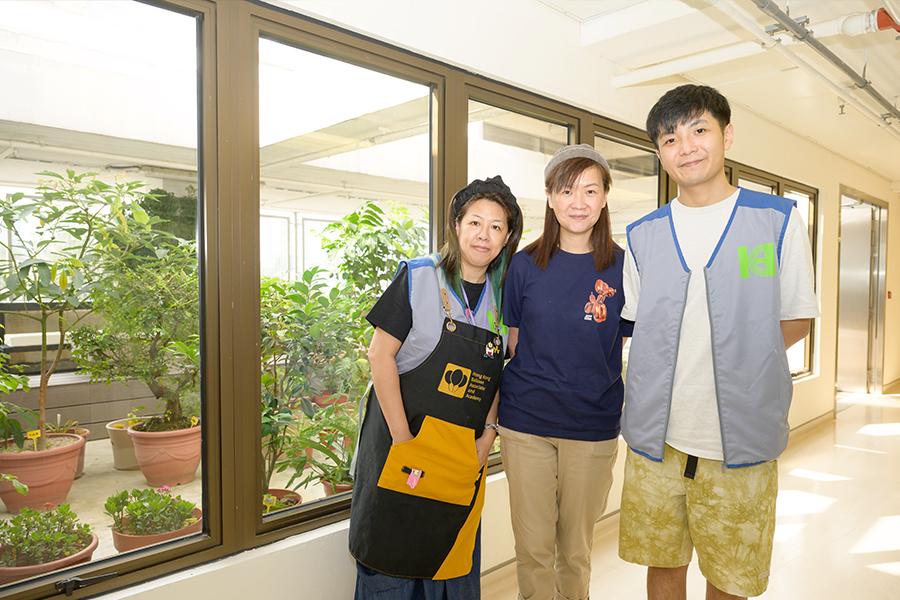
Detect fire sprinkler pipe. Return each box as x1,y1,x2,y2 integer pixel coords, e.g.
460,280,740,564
701,0,900,144
611,8,896,88
749,0,900,123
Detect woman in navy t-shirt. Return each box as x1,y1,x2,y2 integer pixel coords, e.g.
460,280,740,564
499,144,632,600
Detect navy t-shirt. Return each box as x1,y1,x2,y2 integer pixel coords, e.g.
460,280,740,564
498,248,632,442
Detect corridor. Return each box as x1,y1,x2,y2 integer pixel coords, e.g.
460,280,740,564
482,394,900,599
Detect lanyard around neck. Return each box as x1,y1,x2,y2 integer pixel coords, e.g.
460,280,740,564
460,277,488,330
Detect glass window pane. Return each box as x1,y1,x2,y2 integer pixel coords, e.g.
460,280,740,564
261,215,291,278
465,101,568,455
595,135,659,247
0,0,202,584
784,190,814,374
785,190,811,231
467,100,569,247
594,135,659,374
738,178,774,194
258,38,430,512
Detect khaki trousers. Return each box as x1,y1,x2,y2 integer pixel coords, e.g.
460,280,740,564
500,427,618,600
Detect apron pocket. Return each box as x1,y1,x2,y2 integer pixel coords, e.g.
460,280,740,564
377,415,480,506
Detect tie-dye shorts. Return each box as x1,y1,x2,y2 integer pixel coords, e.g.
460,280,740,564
618,445,778,597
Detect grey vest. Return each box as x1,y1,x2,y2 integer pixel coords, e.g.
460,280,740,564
395,254,507,375
622,189,794,467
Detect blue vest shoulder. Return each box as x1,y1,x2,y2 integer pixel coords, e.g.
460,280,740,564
735,188,794,214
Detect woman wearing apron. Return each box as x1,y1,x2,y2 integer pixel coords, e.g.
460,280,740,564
350,176,522,600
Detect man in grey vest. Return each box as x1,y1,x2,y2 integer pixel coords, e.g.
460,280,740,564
617,85,819,599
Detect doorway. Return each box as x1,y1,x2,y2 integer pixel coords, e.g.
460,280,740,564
835,193,887,399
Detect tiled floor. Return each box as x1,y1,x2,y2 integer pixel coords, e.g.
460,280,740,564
482,393,900,599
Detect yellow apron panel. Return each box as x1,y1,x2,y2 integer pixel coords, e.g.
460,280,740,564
434,466,486,579
377,415,480,506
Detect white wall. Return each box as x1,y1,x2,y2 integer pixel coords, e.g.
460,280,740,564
88,1,898,597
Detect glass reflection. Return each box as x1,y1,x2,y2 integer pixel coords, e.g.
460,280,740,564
258,38,430,511
0,0,201,582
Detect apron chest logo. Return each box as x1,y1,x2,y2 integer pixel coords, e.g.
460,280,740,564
438,363,492,402
438,363,471,398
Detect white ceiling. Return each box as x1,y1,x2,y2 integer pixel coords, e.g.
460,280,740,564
540,0,900,183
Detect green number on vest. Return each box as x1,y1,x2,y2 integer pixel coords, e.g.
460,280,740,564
738,243,775,278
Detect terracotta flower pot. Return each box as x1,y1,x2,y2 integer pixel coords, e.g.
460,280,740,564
311,392,348,408
106,418,141,471
128,424,202,487
0,533,99,585
66,427,90,479
322,481,353,497
0,433,84,514
111,507,202,553
264,488,302,513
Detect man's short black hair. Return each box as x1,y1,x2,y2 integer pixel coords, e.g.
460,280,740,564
646,84,731,149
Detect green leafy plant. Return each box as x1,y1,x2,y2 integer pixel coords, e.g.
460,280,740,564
259,201,424,500
0,350,28,400
0,503,92,567
286,267,371,398
320,200,426,307
45,414,78,435
140,186,198,242
260,276,314,493
69,233,200,432
0,349,33,495
282,400,360,494
104,486,198,536
261,491,300,514
0,473,27,496
0,170,152,450
0,402,35,450
316,200,425,397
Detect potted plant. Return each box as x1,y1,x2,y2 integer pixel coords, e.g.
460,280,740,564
313,200,424,404
283,400,360,497
267,202,423,500
0,354,75,514
104,486,202,553
259,276,317,510
0,170,146,509
0,503,98,585
70,226,201,487
105,417,141,471
45,415,89,479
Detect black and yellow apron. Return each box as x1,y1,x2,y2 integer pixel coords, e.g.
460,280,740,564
349,291,504,580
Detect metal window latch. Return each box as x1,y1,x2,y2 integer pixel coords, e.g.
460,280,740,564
55,572,118,597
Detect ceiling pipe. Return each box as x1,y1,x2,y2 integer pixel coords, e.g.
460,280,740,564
702,0,900,143
813,9,887,37
611,9,891,88
749,0,900,123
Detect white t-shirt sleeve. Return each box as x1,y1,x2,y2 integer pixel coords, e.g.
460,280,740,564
780,209,820,321
622,241,640,321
